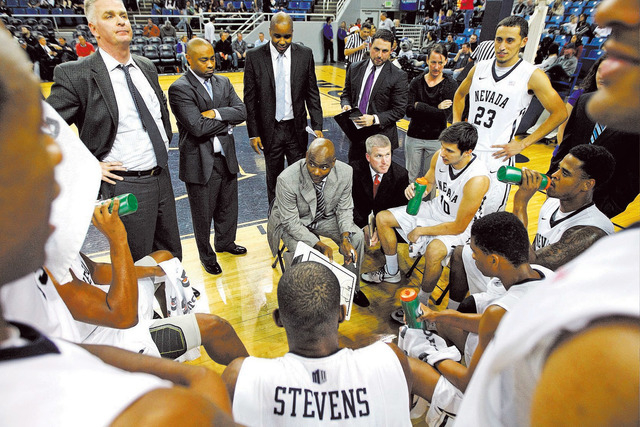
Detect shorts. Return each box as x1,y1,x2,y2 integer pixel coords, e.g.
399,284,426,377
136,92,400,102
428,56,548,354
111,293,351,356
389,202,470,262
149,313,202,360
474,151,514,214
464,332,479,367
426,376,464,426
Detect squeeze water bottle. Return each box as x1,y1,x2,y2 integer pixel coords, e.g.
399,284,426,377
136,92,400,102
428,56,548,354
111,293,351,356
95,193,139,217
406,177,429,216
400,288,424,329
497,166,551,191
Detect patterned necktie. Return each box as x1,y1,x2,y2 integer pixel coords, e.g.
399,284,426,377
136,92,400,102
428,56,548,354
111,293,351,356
373,174,381,198
310,181,325,229
358,66,376,114
118,64,168,167
275,53,286,121
590,122,605,144
203,78,214,101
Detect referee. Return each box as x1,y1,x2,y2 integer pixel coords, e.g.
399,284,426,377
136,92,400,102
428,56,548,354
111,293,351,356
343,22,372,68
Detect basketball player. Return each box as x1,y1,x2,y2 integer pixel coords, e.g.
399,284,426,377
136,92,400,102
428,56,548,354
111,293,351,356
407,212,554,426
456,0,640,423
0,28,233,425
222,261,412,425
453,15,566,214
361,122,489,309
449,144,616,305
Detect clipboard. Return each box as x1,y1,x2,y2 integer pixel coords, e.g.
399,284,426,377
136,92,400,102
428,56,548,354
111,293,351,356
333,107,381,145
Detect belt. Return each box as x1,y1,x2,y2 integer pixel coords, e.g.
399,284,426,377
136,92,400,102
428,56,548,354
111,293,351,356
275,118,294,124
114,165,163,177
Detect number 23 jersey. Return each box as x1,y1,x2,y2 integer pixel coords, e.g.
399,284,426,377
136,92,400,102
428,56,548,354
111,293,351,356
469,59,536,152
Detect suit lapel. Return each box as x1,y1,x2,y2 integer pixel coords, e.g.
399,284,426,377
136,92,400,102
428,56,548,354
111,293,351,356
300,161,317,218
262,43,276,91
90,53,118,130
354,61,368,105
186,70,214,108
369,61,390,102
133,56,164,106
290,44,299,96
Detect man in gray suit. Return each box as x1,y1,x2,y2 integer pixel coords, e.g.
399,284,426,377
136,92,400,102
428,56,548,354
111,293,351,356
168,39,247,276
244,12,324,206
47,0,181,262
267,139,369,307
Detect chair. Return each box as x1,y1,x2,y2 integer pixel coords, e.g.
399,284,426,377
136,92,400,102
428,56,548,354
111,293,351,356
455,35,467,46
586,0,597,6
143,45,161,65
462,28,474,37
75,23,90,34
585,48,603,60
554,35,568,45
162,36,176,45
288,1,298,9
25,17,38,26
587,36,606,47
553,62,582,99
26,7,38,14
148,36,162,46
549,15,563,25
568,7,582,15
584,7,596,15
133,29,143,37
271,243,286,273
158,44,178,72
130,45,144,56
6,0,18,6
132,36,147,45
40,17,53,29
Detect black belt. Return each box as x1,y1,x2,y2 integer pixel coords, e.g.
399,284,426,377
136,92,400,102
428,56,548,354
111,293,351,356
114,165,163,177
275,118,294,124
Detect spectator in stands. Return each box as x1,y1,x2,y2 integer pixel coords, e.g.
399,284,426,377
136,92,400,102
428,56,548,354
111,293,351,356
254,31,267,46
164,0,176,8
405,44,458,185
176,0,195,31
322,16,335,64
423,30,438,53
561,34,583,59
56,36,78,62
75,34,95,57
215,0,224,11
0,0,12,16
204,17,216,44
160,19,177,39
379,11,394,32
231,33,247,67
536,42,559,71
446,41,471,79
547,42,578,83
549,0,564,16
534,35,553,64
143,17,160,37
215,30,235,70
337,20,347,62
459,0,473,30
343,21,371,67
176,34,188,71
225,1,234,12
222,261,412,425
468,33,477,51
562,14,578,35
20,26,38,48
575,13,593,40
443,32,458,54
35,35,60,81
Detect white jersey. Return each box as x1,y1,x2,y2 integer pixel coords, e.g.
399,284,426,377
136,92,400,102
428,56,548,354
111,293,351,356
0,322,171,426
533,199,614,250
469,59,536,153
455,228,640,426
232,341,411,426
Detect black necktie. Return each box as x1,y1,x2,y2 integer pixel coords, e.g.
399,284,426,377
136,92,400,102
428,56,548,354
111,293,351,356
118,64,168,167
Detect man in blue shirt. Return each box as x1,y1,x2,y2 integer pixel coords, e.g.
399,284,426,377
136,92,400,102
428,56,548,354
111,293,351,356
323,16,335,64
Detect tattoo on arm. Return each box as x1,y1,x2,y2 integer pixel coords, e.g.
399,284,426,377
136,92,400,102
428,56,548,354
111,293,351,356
534,226,608,270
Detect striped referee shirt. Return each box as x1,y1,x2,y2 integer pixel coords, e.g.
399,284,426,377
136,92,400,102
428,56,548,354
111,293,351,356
470,40,495,62
344,32,371,64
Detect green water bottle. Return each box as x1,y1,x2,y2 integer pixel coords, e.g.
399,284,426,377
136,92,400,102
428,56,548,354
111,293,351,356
406,177,429,216
400,288,424,329
497,166,551,191
96,193,139,217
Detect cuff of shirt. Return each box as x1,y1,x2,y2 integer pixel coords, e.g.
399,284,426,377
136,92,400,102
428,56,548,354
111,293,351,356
373,114,380,125
213,109,222,121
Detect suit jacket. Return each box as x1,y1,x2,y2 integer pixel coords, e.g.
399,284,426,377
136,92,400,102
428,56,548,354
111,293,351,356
548,91,639,218
47,52,172,161
168,71,246,184
244,43,323,151
340,59,408,149
267,159,360,256
351,159,409,228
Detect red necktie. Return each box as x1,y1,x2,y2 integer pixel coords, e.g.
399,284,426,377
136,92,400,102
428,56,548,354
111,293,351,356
373,174,380,198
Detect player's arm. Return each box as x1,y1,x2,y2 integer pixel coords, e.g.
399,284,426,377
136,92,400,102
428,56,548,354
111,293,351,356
404,152,439,200
511,167,545,229
388,343,413,404
452,65,475,123
221,357,246,404
49,201,139,329
533,225,609,270
492,69,567,159
531,318,640,426
437,305,506,392
418,304,483,334
81,343,234,422
407,175,490,241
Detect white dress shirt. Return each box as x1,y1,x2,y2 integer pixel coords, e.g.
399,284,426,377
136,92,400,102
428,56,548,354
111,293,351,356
358,60,384,124
269,42,294,121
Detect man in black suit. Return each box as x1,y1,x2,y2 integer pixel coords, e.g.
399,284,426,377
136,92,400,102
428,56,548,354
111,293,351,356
168,38,247,276
351,134,408,244
548,91,639,219
47,0,182,262
244,12,324,206
340,29,408,162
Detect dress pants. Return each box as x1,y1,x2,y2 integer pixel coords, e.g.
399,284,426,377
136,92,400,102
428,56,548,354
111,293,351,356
185,153,238,264
100,167,182,262
265,119,305,205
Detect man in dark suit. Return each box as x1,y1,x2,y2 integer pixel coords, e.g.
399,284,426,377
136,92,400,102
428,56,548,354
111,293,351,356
340,29,408,162
47,0,182,262
168,38,247,276
244,12,324,206
267,139,370,307
351,134,408,244
548,91,639,218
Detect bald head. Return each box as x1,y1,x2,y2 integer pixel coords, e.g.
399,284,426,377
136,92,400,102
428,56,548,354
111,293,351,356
270,11,293,30
306,139,336,183
186,37,213,56
308,138,335,158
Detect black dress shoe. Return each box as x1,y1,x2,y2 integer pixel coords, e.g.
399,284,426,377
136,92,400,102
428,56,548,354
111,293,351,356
201,261,222,275
352,290,370,308
218,244,247,255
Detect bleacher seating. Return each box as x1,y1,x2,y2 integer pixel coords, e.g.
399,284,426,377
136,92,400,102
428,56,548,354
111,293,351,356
162,36,177,45
148,36,162,46
159,44,178,72
133,37,147,45
130,45,144,56
143,45,161,65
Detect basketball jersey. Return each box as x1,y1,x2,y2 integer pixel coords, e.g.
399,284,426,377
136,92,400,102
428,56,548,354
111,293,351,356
232,341,411,426
0,322,171,426
469,59,536,153
533,199,614,251
428,154,489,226
456,229,640,426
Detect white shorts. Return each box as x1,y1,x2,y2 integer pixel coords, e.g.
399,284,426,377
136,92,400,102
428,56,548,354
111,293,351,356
464,332,479,367
389,203,471,262
461,244,491,294
426,376,464,426
474,151,514,214
148,313,202,360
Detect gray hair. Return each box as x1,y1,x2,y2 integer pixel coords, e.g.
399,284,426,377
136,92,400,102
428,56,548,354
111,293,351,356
365,134,391,154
